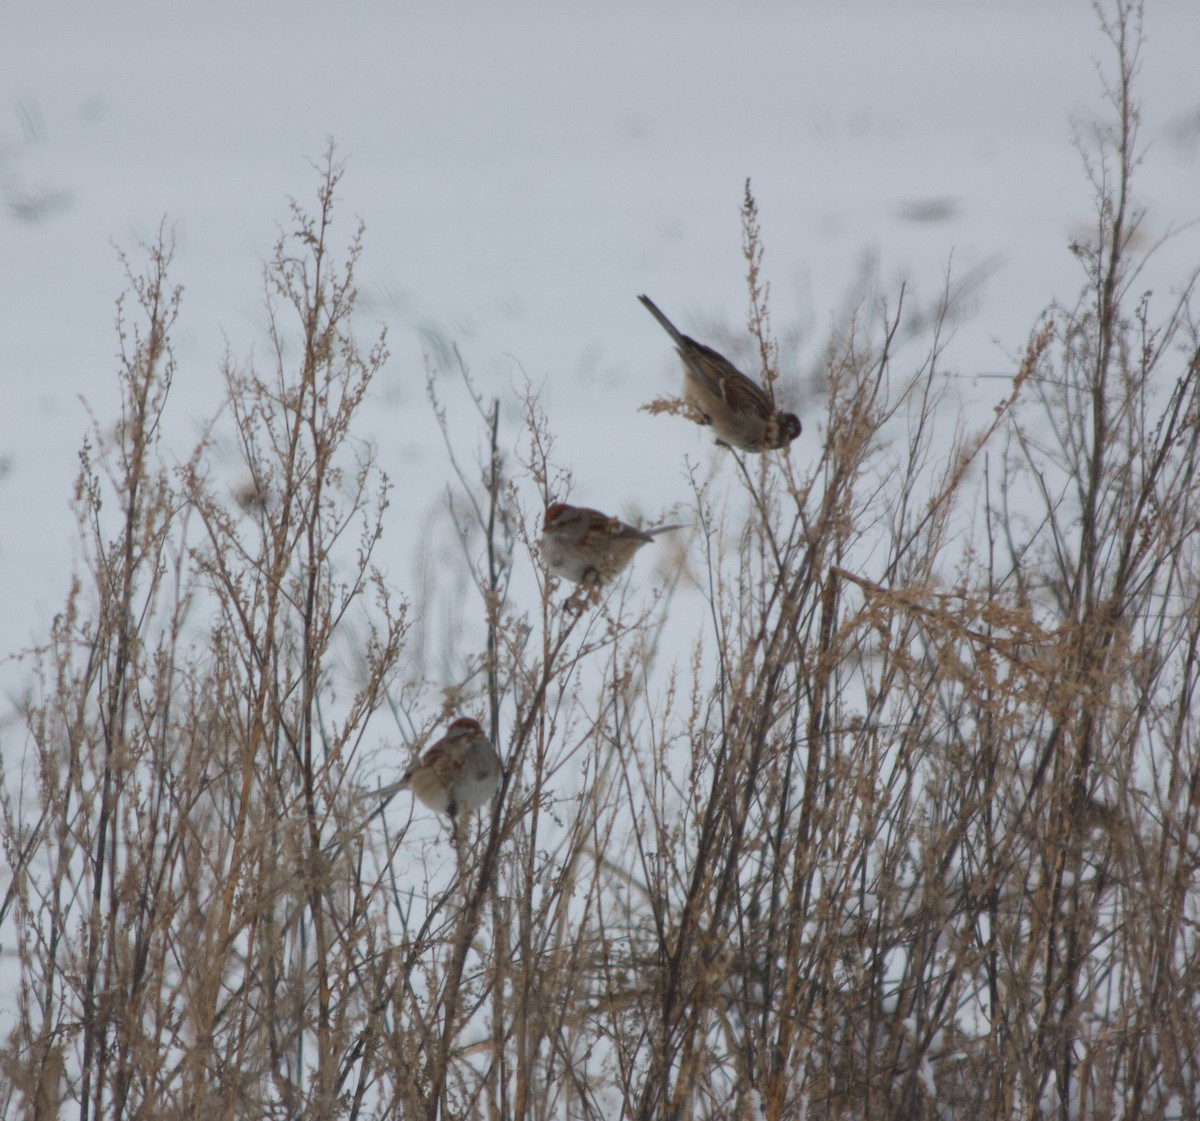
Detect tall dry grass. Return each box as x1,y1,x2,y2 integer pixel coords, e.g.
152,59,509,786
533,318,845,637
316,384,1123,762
3,3,1199,1118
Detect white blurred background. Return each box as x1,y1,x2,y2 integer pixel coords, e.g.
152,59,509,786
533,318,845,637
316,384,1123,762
1,0,1197,675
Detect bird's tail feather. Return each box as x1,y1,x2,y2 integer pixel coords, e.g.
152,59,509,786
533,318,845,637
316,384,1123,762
638,294,685,345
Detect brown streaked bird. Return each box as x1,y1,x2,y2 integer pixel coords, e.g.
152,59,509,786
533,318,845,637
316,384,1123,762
378,717,501,830
639,294,801,452
541,502,682,585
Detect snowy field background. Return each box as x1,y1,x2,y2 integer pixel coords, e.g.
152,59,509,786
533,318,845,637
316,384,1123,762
2,0,1196,664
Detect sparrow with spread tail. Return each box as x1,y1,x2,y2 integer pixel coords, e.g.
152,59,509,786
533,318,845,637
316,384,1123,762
542,502,681,585
378,716,501,835
639,294,801,452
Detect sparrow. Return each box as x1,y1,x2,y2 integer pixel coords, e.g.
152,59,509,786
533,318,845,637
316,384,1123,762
541,502,682,585
378,717,501,828
638,294,801,452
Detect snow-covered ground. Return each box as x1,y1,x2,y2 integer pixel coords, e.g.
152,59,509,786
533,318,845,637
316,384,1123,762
2,0,1197,665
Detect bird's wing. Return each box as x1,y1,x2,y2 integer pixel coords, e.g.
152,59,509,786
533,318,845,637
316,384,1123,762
712,359,776,418
606,517,654,543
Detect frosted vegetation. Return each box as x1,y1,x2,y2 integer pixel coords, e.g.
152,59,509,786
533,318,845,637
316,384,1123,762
3,4,1199,1118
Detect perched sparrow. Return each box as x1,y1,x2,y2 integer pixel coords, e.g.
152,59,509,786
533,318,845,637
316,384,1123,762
542,502,681,585
379,717,501,826
639,294,801,453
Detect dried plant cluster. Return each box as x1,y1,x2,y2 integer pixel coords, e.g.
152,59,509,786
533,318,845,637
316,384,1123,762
3,4,1199,1118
